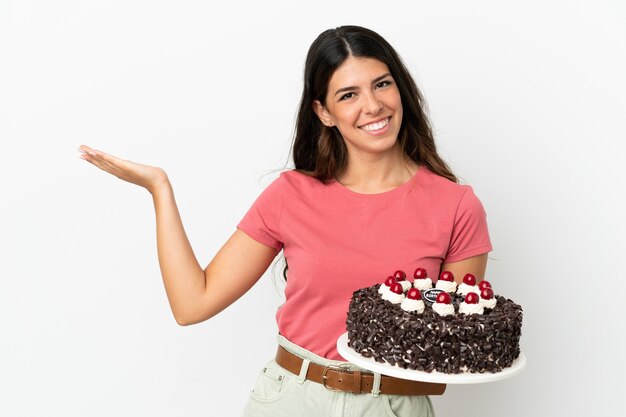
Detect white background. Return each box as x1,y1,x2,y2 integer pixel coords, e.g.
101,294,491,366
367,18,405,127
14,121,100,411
1,1,624,416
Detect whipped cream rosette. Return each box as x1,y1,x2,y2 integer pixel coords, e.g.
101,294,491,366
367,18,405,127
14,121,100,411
435,270,457,292
400,288,425,313
457,273,480,296
479,285,497,309
412,267,432,290
459,292,484,315
413,279,432,291
392,269,412,292
378,275,397,295
381,282,405,304
432,291,455,316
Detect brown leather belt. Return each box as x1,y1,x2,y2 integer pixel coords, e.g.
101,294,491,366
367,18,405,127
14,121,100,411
275,345,446,396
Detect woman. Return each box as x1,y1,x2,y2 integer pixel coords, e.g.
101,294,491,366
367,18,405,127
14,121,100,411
79,25,492,417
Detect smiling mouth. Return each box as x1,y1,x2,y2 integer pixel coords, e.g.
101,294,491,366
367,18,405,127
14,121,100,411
359,116,391,132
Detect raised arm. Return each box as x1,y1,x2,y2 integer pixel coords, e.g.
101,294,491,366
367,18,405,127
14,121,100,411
78,146,278,325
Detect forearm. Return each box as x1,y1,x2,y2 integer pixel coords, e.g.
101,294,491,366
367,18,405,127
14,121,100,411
151,181,205,325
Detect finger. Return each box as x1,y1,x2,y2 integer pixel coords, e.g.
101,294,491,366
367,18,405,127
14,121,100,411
90,149,131,170
94,156,126,178
81,152,123,177
84,149,128,171
78,145,98,156
82,148,126,170
78,146,122,164
81,153,115,174
94,154,129,177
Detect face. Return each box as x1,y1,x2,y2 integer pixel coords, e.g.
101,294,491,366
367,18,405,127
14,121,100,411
313,56,403,157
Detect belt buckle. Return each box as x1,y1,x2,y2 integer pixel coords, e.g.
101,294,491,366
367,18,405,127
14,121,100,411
321,365,349,391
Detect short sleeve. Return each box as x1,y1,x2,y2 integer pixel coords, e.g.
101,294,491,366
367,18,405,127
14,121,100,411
236,175,285,252
444,186,493,263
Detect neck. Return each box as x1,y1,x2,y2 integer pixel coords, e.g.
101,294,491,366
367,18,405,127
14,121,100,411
336,145,419,193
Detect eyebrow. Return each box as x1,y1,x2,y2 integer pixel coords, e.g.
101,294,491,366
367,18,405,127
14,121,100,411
334,73,392,96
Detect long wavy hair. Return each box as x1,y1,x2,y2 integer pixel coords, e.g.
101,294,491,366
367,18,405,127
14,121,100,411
277,26,457,284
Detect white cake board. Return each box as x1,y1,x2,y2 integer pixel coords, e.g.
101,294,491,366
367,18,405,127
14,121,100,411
336,332,526,384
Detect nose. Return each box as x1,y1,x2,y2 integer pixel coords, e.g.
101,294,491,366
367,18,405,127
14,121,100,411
362,91,383,114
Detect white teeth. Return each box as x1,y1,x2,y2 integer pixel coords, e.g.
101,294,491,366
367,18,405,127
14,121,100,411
361,117,390,131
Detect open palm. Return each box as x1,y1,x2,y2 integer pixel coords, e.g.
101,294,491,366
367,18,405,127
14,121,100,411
78,145,169,194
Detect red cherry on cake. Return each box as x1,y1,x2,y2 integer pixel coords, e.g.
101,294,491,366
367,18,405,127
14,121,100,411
439,271,454,282
390,283,404,295
384,276,397,287
463,273,477,286
413,267,428,279
436,292,451,304
393,270,407,281
478,280,492,291
465,292,479,304
407,288,422,300
480,288,494,300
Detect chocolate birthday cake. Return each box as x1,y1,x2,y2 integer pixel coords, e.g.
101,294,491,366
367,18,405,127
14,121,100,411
346,268,523,374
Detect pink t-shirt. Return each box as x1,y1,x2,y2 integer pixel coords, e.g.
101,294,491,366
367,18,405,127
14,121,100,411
237,166,492,360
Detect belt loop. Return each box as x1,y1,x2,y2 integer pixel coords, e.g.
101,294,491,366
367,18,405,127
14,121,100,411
297,358,311,384
371,372,381,397
353,370,362,394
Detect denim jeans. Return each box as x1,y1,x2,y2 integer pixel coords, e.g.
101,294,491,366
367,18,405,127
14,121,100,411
240,334,435,417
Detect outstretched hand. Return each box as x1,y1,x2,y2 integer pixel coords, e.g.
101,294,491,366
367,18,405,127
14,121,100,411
78,145,169,194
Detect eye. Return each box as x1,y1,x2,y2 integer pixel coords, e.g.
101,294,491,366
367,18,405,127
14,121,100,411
376,80,392,88
339,92,355,101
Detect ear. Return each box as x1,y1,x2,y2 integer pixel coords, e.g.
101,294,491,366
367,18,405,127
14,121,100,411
312,100,333,126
